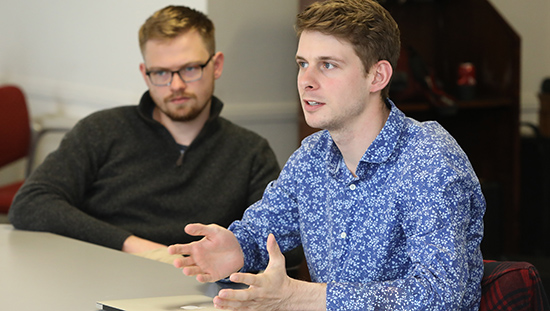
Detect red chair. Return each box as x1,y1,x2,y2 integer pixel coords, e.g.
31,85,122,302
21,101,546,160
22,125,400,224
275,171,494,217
480,260,550,311
0,85,31,214
0,85,69,215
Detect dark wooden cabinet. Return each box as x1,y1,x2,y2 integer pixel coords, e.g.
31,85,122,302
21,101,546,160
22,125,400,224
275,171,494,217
298,0,521,256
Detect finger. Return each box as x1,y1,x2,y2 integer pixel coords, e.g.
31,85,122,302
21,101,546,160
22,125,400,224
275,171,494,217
182,265,205,276
167,243,192,256
173,255,196,269
229,272,262,287
173,256,184,268
213,295,246,310
184,223,214,237
196,273,217,283
217,288,252,302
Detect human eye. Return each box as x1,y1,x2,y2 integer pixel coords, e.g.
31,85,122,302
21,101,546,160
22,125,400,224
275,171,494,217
151,70,170,77
296,61,308,69
179,65,201,79
182,65,200,73
322,62,335,70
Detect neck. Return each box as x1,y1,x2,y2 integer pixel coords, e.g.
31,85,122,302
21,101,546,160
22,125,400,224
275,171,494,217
331,100,390,176
153,106,211,146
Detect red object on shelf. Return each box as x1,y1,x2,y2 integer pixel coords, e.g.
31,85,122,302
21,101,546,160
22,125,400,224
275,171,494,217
457,62,476,86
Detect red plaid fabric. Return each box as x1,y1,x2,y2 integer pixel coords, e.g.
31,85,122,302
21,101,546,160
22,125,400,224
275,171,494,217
480,260,550,311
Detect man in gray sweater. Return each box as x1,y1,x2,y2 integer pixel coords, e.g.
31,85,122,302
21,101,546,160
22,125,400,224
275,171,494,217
9,5,281,263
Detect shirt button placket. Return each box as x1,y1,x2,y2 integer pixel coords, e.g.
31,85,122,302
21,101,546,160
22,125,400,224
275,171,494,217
342,183,356,239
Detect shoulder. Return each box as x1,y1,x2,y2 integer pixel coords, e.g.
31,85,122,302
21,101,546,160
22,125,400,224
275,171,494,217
72,106,138,131
217,117,271,146
282,130,332,171
398,118,476,181
80,106,137,124
74,106,137,127
64,106,139,145
401,118,461,154
384,100,456,151
299,130,331,152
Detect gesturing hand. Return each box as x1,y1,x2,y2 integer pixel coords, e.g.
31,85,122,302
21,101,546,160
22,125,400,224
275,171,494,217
212,234,297,310
167,223,244,283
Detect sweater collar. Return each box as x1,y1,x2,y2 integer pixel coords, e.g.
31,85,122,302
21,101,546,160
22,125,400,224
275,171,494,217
137,91,224,148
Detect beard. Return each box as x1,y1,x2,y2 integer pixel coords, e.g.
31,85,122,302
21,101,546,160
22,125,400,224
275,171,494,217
160,92,209,122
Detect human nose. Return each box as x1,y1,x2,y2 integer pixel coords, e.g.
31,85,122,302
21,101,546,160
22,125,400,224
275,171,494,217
170,71,187,90
297,66,318,91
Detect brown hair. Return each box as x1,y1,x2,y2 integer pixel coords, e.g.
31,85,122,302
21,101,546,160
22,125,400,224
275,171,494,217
296,0,400,98
139,5,215,56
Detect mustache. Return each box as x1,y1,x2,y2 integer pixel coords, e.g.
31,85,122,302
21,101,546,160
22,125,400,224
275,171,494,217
164,92,196,103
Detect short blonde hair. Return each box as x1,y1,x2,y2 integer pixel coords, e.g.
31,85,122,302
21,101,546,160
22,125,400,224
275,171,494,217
139,5,215,56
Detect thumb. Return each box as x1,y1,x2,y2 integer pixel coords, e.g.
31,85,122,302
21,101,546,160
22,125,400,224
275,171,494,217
266,234,285,268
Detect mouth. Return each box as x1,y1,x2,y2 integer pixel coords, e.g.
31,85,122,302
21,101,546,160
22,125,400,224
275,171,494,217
168,93,194,105
172,96,188,101
303,99,326,111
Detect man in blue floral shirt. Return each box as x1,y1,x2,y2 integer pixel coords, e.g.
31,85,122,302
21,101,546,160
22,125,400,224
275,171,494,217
168,0,485,310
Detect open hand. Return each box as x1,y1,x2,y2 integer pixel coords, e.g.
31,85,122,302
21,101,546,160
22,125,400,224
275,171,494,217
212,234,294,310
167,223,244,283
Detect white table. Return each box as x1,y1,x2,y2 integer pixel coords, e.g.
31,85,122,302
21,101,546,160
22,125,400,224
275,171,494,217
0,225,221,310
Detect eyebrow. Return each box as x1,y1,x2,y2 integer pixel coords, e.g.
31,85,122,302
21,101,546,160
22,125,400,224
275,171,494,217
295,55,346,64
147,59,205,71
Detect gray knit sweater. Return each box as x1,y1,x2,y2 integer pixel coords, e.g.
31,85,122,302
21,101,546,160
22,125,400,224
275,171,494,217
9,92,281,250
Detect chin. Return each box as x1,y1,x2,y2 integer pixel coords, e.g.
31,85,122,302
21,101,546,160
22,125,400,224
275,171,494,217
171,114,197,122
304,117,325,131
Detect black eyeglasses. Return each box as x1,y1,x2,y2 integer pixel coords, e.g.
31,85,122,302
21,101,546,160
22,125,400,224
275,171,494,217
145,55,214,86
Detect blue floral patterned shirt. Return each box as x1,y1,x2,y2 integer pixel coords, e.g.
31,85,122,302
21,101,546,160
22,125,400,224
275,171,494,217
229,100,485,310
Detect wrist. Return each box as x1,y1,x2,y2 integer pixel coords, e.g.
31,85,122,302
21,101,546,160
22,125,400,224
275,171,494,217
282,278,327,311
122,235,166,254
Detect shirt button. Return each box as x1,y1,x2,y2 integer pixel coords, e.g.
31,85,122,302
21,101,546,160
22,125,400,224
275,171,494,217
349,184,356,190
340,232,347,239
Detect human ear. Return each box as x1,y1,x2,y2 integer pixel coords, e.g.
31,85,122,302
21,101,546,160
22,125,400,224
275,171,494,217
212,52,225,80
139,63,151,87
370,60,392,93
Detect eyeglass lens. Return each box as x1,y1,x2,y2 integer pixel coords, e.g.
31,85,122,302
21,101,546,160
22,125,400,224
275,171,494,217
148,55,213,86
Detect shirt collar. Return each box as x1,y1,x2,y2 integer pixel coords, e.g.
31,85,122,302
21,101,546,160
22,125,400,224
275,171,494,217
326,99,405,178
360,99,404,164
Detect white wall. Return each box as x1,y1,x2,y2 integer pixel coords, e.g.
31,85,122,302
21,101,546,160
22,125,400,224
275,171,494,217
488,0,550,124
0,1,207,117
0,0,299,186
208,0,300,167
2,0,550,186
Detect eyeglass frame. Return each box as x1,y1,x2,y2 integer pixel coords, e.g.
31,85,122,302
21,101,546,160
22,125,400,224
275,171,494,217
145,54,215,86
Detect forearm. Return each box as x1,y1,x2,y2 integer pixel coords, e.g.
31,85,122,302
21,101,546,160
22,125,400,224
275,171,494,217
122,235,166,253
282,278,326,311
9,186,84,234
10,184,132,249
